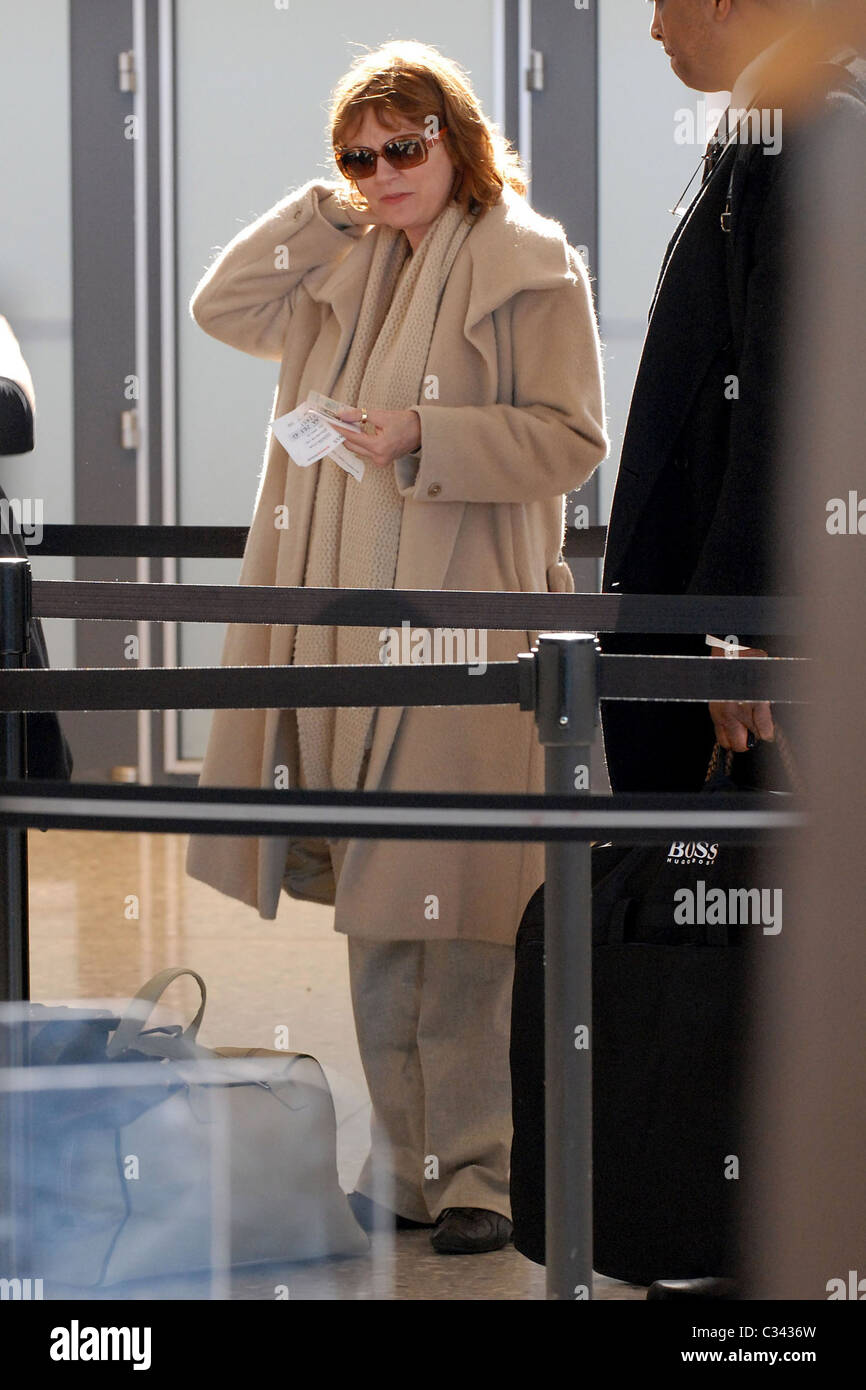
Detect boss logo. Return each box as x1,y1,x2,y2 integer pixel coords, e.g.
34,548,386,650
667,841,719,866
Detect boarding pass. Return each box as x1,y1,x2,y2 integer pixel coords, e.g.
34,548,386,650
270,398,365,481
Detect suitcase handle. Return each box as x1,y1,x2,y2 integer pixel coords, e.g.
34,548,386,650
705,719,803,793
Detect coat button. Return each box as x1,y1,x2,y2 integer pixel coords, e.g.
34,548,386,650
427,483,441,497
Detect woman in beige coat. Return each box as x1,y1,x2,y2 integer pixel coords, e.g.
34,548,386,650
186,39,608,1254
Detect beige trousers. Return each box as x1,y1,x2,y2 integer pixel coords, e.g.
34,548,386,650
346,936,516,1223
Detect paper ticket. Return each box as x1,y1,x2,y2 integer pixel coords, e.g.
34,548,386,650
328,441,365,481
270,400,365,480
306,389,364,433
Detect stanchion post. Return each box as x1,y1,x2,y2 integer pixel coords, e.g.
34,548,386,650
0,557,32,1280
521,631,598,1300
0,557,31,1002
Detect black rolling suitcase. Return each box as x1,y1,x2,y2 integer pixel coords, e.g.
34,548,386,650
509,741,794,1284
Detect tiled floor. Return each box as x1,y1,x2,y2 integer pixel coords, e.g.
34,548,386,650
20,828,646,1302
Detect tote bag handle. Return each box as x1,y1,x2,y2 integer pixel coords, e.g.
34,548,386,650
105,967,207,1059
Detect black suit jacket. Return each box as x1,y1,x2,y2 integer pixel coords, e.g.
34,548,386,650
600,63,866,794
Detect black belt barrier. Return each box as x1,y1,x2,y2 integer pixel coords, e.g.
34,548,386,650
0,554,808,1300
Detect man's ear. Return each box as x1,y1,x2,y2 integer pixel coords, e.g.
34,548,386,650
711,0,735,21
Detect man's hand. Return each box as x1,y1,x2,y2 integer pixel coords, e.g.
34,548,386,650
709,645,775,752
331,407,421,469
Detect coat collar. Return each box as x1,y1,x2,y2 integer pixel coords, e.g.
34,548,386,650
306,182,578,342
460,182,581,331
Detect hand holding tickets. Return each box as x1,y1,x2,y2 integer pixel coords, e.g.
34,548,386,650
270,392,366,481
306,389,366,432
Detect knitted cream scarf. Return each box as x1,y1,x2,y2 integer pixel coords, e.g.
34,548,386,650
292,201,473,793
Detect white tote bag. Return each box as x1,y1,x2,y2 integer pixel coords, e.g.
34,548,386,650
27,969,368,1286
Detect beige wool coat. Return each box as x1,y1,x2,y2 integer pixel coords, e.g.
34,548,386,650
185,176,608,945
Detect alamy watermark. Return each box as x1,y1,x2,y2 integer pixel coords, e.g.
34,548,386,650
378,621,487,675
0,496,43,546
674,100,783,157
827,1270,866,1299
674,879,782,935
49,1320,151,1370
0,1276,43,1300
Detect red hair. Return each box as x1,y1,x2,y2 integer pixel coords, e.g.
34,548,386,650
329,39,527,222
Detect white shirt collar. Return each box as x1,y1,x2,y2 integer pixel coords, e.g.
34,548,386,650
728,35,790,117
718,37,856,145
728,37,857,123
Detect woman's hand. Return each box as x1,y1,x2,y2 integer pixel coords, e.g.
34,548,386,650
708,645,775,752
331,407,421,469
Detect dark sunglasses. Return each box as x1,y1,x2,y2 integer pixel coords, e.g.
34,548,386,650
335,126,448,181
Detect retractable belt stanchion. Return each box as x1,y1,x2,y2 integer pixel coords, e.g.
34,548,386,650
0,557,30,1003
520,632,598,1301
0,556,32,1279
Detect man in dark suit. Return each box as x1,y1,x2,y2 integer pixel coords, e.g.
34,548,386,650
598,0,866,1295
604,0,865,793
